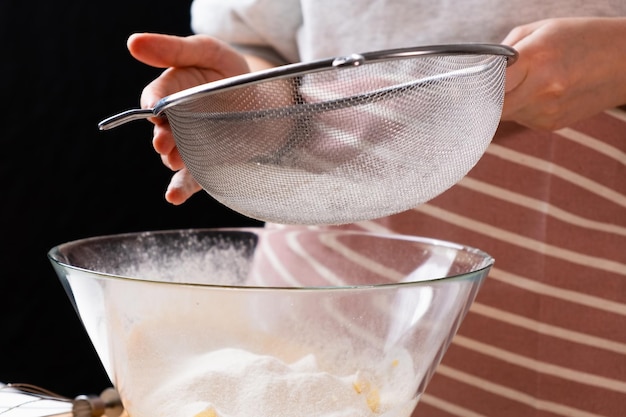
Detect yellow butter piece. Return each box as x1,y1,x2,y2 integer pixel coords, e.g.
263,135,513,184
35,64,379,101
194,408,217,417
366,388,380,412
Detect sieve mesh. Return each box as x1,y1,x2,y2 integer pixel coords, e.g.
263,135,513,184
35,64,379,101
163,53,507,224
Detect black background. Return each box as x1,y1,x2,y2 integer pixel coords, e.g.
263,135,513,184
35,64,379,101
0,1,260,397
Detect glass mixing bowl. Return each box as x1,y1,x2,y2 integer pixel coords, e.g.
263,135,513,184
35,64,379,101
48,228,493,417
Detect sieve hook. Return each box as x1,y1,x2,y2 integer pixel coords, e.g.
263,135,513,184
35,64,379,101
332,53,365,67
98,108,154,131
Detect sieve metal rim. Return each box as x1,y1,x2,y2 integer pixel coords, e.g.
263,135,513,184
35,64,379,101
98,43,517,130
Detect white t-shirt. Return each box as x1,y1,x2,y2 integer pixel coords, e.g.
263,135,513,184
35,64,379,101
191,0,625,62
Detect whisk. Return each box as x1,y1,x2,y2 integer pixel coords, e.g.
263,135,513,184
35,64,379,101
0,383,123,417
99,43,517,225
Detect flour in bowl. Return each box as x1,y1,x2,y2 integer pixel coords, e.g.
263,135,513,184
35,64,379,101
123,346,418,417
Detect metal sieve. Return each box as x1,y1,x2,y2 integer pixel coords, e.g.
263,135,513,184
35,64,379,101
99,43,517,225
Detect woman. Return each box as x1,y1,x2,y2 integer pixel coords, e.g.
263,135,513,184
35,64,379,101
125,1,626,415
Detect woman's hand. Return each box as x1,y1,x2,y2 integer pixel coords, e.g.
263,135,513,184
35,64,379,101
127,33,252,204
502,17,626,131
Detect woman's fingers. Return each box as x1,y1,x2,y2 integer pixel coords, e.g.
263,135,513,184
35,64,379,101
165,168,203,205
152,122,176,157
500,17,626,130
128,34,250,109
127,33,249,73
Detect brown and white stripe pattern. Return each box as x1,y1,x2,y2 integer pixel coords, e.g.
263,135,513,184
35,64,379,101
328,110,626,416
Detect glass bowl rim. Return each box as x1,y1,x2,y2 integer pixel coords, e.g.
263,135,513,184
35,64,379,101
48,227,494,292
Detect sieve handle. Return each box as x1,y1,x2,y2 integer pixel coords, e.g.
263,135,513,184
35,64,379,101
98,108,155,130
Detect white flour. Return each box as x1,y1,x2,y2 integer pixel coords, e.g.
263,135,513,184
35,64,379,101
126,347,418,417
